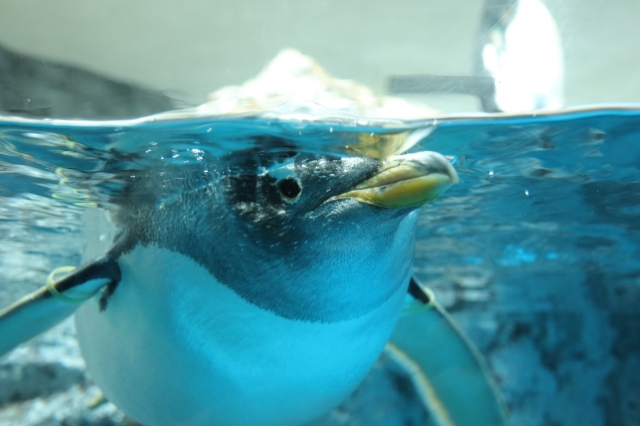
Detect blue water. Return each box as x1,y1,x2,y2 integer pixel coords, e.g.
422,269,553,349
0,107,639,425
416,108,640,426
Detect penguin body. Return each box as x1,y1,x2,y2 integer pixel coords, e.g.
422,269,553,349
76,243,410,426
73,152,422,426
0,147,505,426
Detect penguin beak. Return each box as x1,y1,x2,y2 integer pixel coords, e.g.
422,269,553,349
330,151,459,209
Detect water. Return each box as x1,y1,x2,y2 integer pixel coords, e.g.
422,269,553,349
0,106,639,425
414,107,640,426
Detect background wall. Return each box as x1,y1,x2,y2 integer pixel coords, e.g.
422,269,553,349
0,0,638,112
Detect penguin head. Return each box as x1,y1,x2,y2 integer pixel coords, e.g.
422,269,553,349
223,149,458,241
223,152,381,234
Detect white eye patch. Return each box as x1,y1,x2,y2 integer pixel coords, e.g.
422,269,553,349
263,159,297,180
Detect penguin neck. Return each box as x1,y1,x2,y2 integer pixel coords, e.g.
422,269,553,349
216,208,419,323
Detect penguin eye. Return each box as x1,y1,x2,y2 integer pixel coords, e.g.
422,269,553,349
277,178,302,201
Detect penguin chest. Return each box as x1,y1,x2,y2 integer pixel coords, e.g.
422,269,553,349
75,245,407,426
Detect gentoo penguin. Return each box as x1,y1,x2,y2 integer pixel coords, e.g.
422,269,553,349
0,145,504,426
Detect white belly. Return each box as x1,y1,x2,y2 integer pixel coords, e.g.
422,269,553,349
75,245,407,426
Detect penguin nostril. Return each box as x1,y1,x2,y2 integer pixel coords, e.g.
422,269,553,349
277,178,302,200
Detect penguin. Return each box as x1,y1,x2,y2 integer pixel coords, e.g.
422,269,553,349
0,143,505,426
474,0,564,112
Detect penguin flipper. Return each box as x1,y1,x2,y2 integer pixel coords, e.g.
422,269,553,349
386,277,506,426
0,257,121,358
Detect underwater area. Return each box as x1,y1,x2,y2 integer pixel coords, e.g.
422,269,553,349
0,107,638,425
0,0,639,425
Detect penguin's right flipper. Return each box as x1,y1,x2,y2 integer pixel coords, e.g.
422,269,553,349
0,257,121,358
387,277,506,426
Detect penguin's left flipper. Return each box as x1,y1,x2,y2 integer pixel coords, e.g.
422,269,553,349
0,257,121,358
386,277,506,426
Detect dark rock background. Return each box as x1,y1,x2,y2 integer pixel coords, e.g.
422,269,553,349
0,44,176,120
